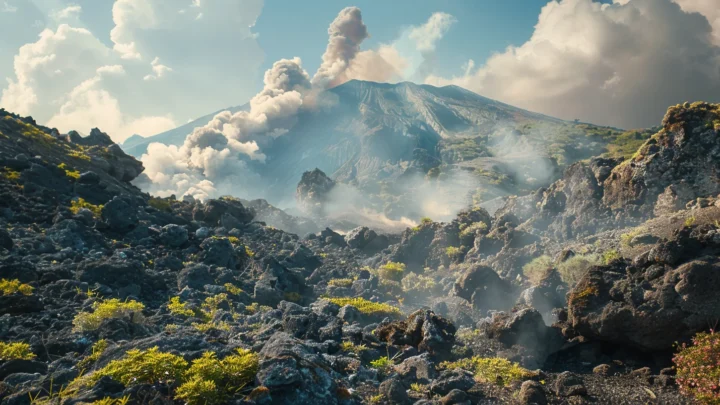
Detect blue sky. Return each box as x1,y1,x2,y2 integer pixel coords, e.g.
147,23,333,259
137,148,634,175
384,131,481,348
0,0,717,141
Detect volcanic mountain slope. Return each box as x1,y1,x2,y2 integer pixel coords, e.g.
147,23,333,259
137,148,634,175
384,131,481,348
126,80,638,203
1,103,718,404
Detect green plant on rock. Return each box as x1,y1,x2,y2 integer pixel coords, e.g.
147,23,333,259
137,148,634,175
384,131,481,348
79,347,187,387
70,198,103,218
168,296,195,317
522,256,553,285
445,246,462,259
685,215,697,227
369,356,392,370
378,262,406,282
176,376,220,405
328,278,354,288
72,299,145,332
0,278,33,296
326,297,401,318
674,331,720,404
78,339,109,369
602,249,621,264
440,357,534,387
224,283,243,295
68,149,91,162
58,163,81,180
148,197,172,212
90,395,130,405
1,168,20,182
340,341,369,354
400,273,436,294
176,349,259,405
557,254,601,286
0,341,35,360
459,221,488,238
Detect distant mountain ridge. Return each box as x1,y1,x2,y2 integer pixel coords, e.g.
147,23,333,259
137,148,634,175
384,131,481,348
124,80,629,204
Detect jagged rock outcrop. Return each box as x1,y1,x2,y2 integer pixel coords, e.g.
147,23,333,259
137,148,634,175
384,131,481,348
296,168,336,217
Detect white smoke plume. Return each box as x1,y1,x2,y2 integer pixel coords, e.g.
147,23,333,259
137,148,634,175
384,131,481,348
137,57,311,200
311,6,369,89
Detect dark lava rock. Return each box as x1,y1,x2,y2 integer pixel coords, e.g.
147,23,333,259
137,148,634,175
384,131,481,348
0,229,13,250
452,264,512,311
430,369,475,396
101,195,138,232
376,310,456,357
192,198,254,226
177,263,213,290
379,378,410,404
519,380,547,405
553,371,587,397
0,294,43,315
158,224,188,247
0,360,47,381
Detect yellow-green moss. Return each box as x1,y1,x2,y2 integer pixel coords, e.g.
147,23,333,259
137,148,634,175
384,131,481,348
0,341,35,360
325,297,401,318
1,168,21,182
168,296,195,317
79,339,109,369
440,357,534,386
148,197,172,212
328,278,354,288
58,163,81,180
70,198,103,218
224,283,243,295
0,279,33,296
72,299,145,332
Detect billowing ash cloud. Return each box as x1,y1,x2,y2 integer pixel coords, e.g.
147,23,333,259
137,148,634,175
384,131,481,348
311,6,369,89
137,57,311,200
426,0,720,129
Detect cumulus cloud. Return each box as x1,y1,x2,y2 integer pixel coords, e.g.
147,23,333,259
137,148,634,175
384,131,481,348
408,12,456,52
143,57,172,81
52,5,82,21
311,6,369,89
426,0,720,129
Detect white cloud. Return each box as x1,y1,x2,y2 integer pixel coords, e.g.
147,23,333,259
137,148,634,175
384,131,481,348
408,12,456,52
426,0,720,129
52,4,81,21
143,56,172,81
1,1,17,13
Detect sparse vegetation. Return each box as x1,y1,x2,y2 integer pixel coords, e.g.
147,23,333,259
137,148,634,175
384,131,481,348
224,283,243,295
168,296,195,317
440,357,534,386
378,262,406,282
620,229,643,248
328,278,354,288
602,249,621,264
459,221,488,238
674,331,720,404
0,341,35,360
326,297,401,317
557,254,601,286
1,168,21,182
70,198,103,218
148,197,172,212
72,299,145,332
685,215,697,227
340,341,369,354
78,347,187,387
0,278,33,296
176,349,259,405
401,273,436,294
79,339,109,369
445,246,463,259
370,356,392,370
522,255,553,285
58,163,81,179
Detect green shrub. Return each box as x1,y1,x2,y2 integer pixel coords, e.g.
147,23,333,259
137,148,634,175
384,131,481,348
685,215,697,227
440,357,534,387
175,376,220,405
459,221,488,238
674,331,720,404
176,349,259,405
445,246,462,259
522,256,553,285
557,254,601,286
0,279,33,296
224,283,243,295
148,197,172,212
58,163,80,180
72,299,145,332
340,341,368,354
79,339,109,369
378,262,406,282
70,198,103,218
602,249,621,264
1,168,20,182
328,278,354,288
0,341,35,360
401,273,436,293
370,356,392,370
326,297,401,318
82,347,187,387
168,296,195,317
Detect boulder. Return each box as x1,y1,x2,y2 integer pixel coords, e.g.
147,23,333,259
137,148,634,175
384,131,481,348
376,310,456,357
101,196,138,232
158,224,188,248
177,263,214,290
452,264,512,311
192,199,254,226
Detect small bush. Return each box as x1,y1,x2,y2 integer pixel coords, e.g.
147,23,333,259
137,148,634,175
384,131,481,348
79,339,108,369
58,163,80,179
378,262,406,282
522,256,553,285
440,357,534,387
245,246,255,257
168,296,195,317
70,198,103,218
73,299,145,332
557,254,601,286
326,297,401,318
175,376,220,405
370,356,392,370
81,347,187,387
340,341,369,354
685,215,697,227
1,168,20,182
68,150,91,161
148,197,172,212
224,283,243,295
674,331,720,404
459,221,488,238
328,278,354,288
445,246,462,259
177,349,259,405
283,291,302,302
0,342,35,360
602,249,621,264
401,273,436,293
0,278,33,296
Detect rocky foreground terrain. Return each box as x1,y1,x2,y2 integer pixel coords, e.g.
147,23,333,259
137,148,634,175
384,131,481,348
0,103,719,405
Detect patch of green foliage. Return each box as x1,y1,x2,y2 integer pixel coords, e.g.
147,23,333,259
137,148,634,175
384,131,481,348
0,278,33,296
674,331,720,404
79,347,187,387
459,221,488,238
602,249,621,264
401,273,436,294
79,339,109,369
72,299,145,332
685,215,697,227
68,149,91,161
0,341,35,360
340,341,369,354
522,256,553,286
1,168,21,182
168,296,195,317
148,197,172,212
605,129,655,159
440,357,534,387
224,283,243,295
58,163,81,180
445,246,463,259
557,254,601,286
176,349,259,405
326,297,401,318
70,198,103,218
620,228,644,248
369,356,392,370
328,278,354,288
378,262,406,282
